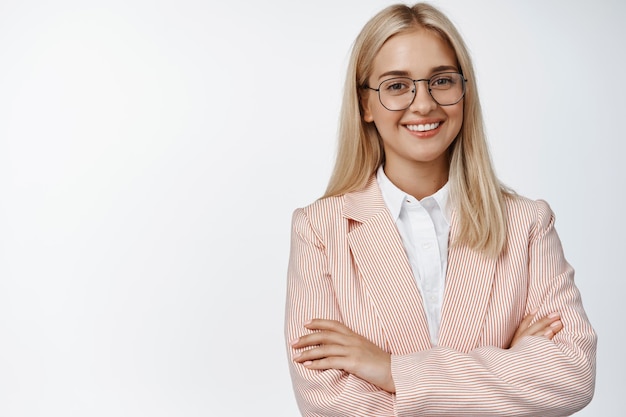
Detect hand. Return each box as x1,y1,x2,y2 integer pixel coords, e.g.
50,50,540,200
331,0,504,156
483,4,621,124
510,308,562,348
291,319,396,393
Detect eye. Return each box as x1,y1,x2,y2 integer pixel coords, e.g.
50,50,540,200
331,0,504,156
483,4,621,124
381,78,412,95
430,74,457,89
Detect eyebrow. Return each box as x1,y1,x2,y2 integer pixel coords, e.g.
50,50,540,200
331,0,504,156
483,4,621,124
378,65,459,80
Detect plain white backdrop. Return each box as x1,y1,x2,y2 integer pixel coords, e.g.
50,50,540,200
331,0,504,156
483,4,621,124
0,0,624,415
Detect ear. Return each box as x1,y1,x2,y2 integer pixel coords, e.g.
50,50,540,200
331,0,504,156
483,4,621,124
360,90,374,123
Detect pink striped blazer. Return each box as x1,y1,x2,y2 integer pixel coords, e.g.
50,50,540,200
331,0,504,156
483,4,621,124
285,176,596,416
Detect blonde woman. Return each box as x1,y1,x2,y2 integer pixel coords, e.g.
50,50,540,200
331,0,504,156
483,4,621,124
285,3,596,416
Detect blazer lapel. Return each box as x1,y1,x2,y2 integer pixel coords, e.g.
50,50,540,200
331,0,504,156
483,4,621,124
438,212,497,352
344,177,432,354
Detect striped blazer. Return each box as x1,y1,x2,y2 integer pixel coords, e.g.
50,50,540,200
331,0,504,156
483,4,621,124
285,176,596,416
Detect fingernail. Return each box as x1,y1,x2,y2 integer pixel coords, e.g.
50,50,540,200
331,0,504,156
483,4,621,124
304,320,312,326
551,320,562,328
290,338,299,346
548,312,561,319
293,352,301,360
303,361,312,366
543,329,553,337
530,307,539,315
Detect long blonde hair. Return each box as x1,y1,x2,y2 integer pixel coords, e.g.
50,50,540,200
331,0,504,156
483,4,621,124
323,3,509,257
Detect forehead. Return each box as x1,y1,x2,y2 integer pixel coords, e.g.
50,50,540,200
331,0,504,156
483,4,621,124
372,29,457,78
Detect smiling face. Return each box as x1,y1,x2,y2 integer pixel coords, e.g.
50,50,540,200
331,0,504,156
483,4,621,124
361,29,463,183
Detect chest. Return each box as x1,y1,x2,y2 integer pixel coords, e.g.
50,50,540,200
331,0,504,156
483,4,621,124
324,226,531,353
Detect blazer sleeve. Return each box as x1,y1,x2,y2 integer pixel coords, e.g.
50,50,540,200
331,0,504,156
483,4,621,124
285,208,396,416
391,199,597,416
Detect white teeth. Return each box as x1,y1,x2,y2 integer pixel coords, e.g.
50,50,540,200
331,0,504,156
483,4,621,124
407,122,440,132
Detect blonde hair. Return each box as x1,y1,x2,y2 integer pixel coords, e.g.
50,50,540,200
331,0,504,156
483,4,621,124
323,3,509,257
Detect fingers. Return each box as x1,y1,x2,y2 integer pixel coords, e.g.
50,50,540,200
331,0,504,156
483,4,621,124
290,319,355,350
293,344,350,364
510,309,563,348
542,316,563,339
290,321,361,372
291,329,353,350
299,356,349,371
304,319,353,334
526,312,562,338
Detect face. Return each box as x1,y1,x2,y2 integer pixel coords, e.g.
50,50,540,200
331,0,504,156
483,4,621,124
361,29,463,176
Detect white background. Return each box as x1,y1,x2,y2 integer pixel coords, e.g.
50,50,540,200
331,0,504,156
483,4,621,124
0,0,624,415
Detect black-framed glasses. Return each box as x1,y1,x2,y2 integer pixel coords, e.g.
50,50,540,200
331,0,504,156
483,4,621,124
364,72,467,110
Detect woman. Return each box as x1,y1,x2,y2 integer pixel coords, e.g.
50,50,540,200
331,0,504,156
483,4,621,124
285,3,596,416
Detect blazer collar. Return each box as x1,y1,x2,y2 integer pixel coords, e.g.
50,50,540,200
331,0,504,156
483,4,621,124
343,176,388,223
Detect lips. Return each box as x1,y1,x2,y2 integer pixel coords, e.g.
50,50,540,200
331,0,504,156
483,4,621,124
405,122,441,132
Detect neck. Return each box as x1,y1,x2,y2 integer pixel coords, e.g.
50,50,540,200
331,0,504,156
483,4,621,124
383,159,448,200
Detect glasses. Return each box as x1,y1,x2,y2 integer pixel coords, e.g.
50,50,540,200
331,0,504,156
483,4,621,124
364,72,467,111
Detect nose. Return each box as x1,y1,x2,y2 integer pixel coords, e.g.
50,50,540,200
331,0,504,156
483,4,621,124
408,80,437,114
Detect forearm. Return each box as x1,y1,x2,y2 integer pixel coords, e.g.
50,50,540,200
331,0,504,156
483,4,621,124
288,364,395,417
392,328,595,416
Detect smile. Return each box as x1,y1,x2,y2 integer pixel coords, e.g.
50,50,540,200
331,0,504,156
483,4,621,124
406,122,441,132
